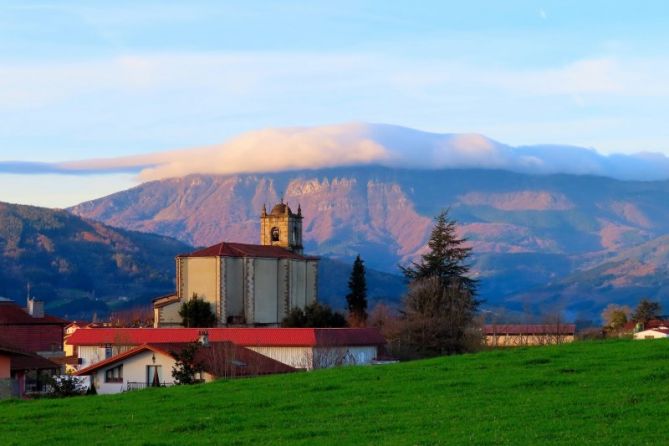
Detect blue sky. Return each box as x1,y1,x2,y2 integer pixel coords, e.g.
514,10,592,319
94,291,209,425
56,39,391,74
1,1,669,207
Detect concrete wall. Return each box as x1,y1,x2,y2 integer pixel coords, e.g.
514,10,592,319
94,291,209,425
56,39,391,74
248,345,379,370
182,257,219,307
306,260,318,303
155,300,183,328
254,258,279,324
224,258,244,321
289,260,307,310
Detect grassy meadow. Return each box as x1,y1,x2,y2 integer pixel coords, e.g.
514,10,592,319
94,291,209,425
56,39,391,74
1,339,668,445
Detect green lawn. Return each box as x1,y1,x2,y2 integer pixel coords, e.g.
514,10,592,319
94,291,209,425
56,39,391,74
2,340,668,445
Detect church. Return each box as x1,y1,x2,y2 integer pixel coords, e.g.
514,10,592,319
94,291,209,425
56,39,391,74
153,201,319,327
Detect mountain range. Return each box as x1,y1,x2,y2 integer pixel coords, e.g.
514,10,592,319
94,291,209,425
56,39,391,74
0,201,404,318
70,166,669,319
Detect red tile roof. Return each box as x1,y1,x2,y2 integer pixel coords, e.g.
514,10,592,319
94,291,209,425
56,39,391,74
67,328,386,347
75,342,297,378
0,301,68,325
484,324,576,335
181,242,318,260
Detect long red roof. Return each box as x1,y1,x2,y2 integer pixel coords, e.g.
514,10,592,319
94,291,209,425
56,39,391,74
181,242,318,260
67,327,386,347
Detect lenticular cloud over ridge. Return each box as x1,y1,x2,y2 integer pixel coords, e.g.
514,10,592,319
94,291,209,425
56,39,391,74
4,123,669,181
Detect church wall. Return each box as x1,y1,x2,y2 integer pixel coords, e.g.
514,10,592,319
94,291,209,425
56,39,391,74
155,300,182,328
289,260,307,310
306,260,318,303
183,257,219,308
224,258,244,321
254,258,279,324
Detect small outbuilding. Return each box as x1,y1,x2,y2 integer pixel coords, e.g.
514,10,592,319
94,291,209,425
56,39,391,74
633,328,669,340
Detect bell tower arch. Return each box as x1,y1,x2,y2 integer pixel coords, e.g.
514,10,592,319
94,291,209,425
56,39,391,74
260,200,303,254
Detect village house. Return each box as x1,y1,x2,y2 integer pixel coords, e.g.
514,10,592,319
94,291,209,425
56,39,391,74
633,327,669,340
0,344,60,399
75,338,296,394
0,297,68,358
154,201,319,328
66,327,387,370
484,324,576,347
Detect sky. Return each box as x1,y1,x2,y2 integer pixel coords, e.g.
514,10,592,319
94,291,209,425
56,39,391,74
1,1,669,207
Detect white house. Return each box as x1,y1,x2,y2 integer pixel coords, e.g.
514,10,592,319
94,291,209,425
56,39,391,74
633,327,669,340
75,340,297,394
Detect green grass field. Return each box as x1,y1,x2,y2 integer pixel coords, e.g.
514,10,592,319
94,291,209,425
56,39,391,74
2,340,668,445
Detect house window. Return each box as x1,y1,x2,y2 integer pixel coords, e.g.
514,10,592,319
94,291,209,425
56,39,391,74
104,344,113,359
271,227,280,242
105,365,123,383
147,365,162,387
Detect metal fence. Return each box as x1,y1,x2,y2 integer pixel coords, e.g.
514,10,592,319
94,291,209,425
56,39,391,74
125,381,175,392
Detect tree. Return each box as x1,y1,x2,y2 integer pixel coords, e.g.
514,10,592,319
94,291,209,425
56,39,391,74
171,343,204,385
601,304,631,330
401,209,477,296
399,210,480,356
179,294,217,328
47,374,88,397
282,302,348,328
632,299,662,324
346,255,368,326
402,276,480,356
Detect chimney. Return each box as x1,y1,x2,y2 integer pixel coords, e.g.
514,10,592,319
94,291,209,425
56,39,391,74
27,297,44,318
198,330,209,346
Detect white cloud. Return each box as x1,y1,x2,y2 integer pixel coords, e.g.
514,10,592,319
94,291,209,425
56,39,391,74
4,122,669,181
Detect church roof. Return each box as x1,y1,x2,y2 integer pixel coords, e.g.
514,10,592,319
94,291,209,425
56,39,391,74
180,242,317,260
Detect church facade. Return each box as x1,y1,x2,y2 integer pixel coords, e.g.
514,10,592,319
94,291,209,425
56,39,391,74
153,202,319,327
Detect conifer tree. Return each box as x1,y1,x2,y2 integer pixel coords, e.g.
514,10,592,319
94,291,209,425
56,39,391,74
346,255,368,326
401,209,477,296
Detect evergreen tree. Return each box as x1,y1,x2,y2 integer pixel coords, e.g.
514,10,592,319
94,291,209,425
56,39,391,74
179,294,217,328
401,209,477,296
399,209,481,356
346,255,368,326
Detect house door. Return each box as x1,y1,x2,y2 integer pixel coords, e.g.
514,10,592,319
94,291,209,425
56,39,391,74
147,365,162,387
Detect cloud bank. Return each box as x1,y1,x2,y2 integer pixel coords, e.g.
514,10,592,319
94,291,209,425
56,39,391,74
3,123,669,181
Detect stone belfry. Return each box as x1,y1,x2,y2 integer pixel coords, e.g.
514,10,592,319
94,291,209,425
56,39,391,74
260,199,304,254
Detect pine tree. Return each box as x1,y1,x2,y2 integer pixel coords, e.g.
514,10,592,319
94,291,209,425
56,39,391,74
400,209,480,356
401,209,477,296
346,255,368,326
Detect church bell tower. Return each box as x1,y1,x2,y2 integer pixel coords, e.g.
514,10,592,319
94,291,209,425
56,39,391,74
260,200,304,254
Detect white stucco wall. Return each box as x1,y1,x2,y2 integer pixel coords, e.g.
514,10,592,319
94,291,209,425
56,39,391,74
634,330,669,340
78,345,135,369
91,350,178,395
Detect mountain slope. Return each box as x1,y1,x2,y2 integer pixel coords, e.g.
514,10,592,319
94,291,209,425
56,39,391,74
0,201,192,318
70,167,669,315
